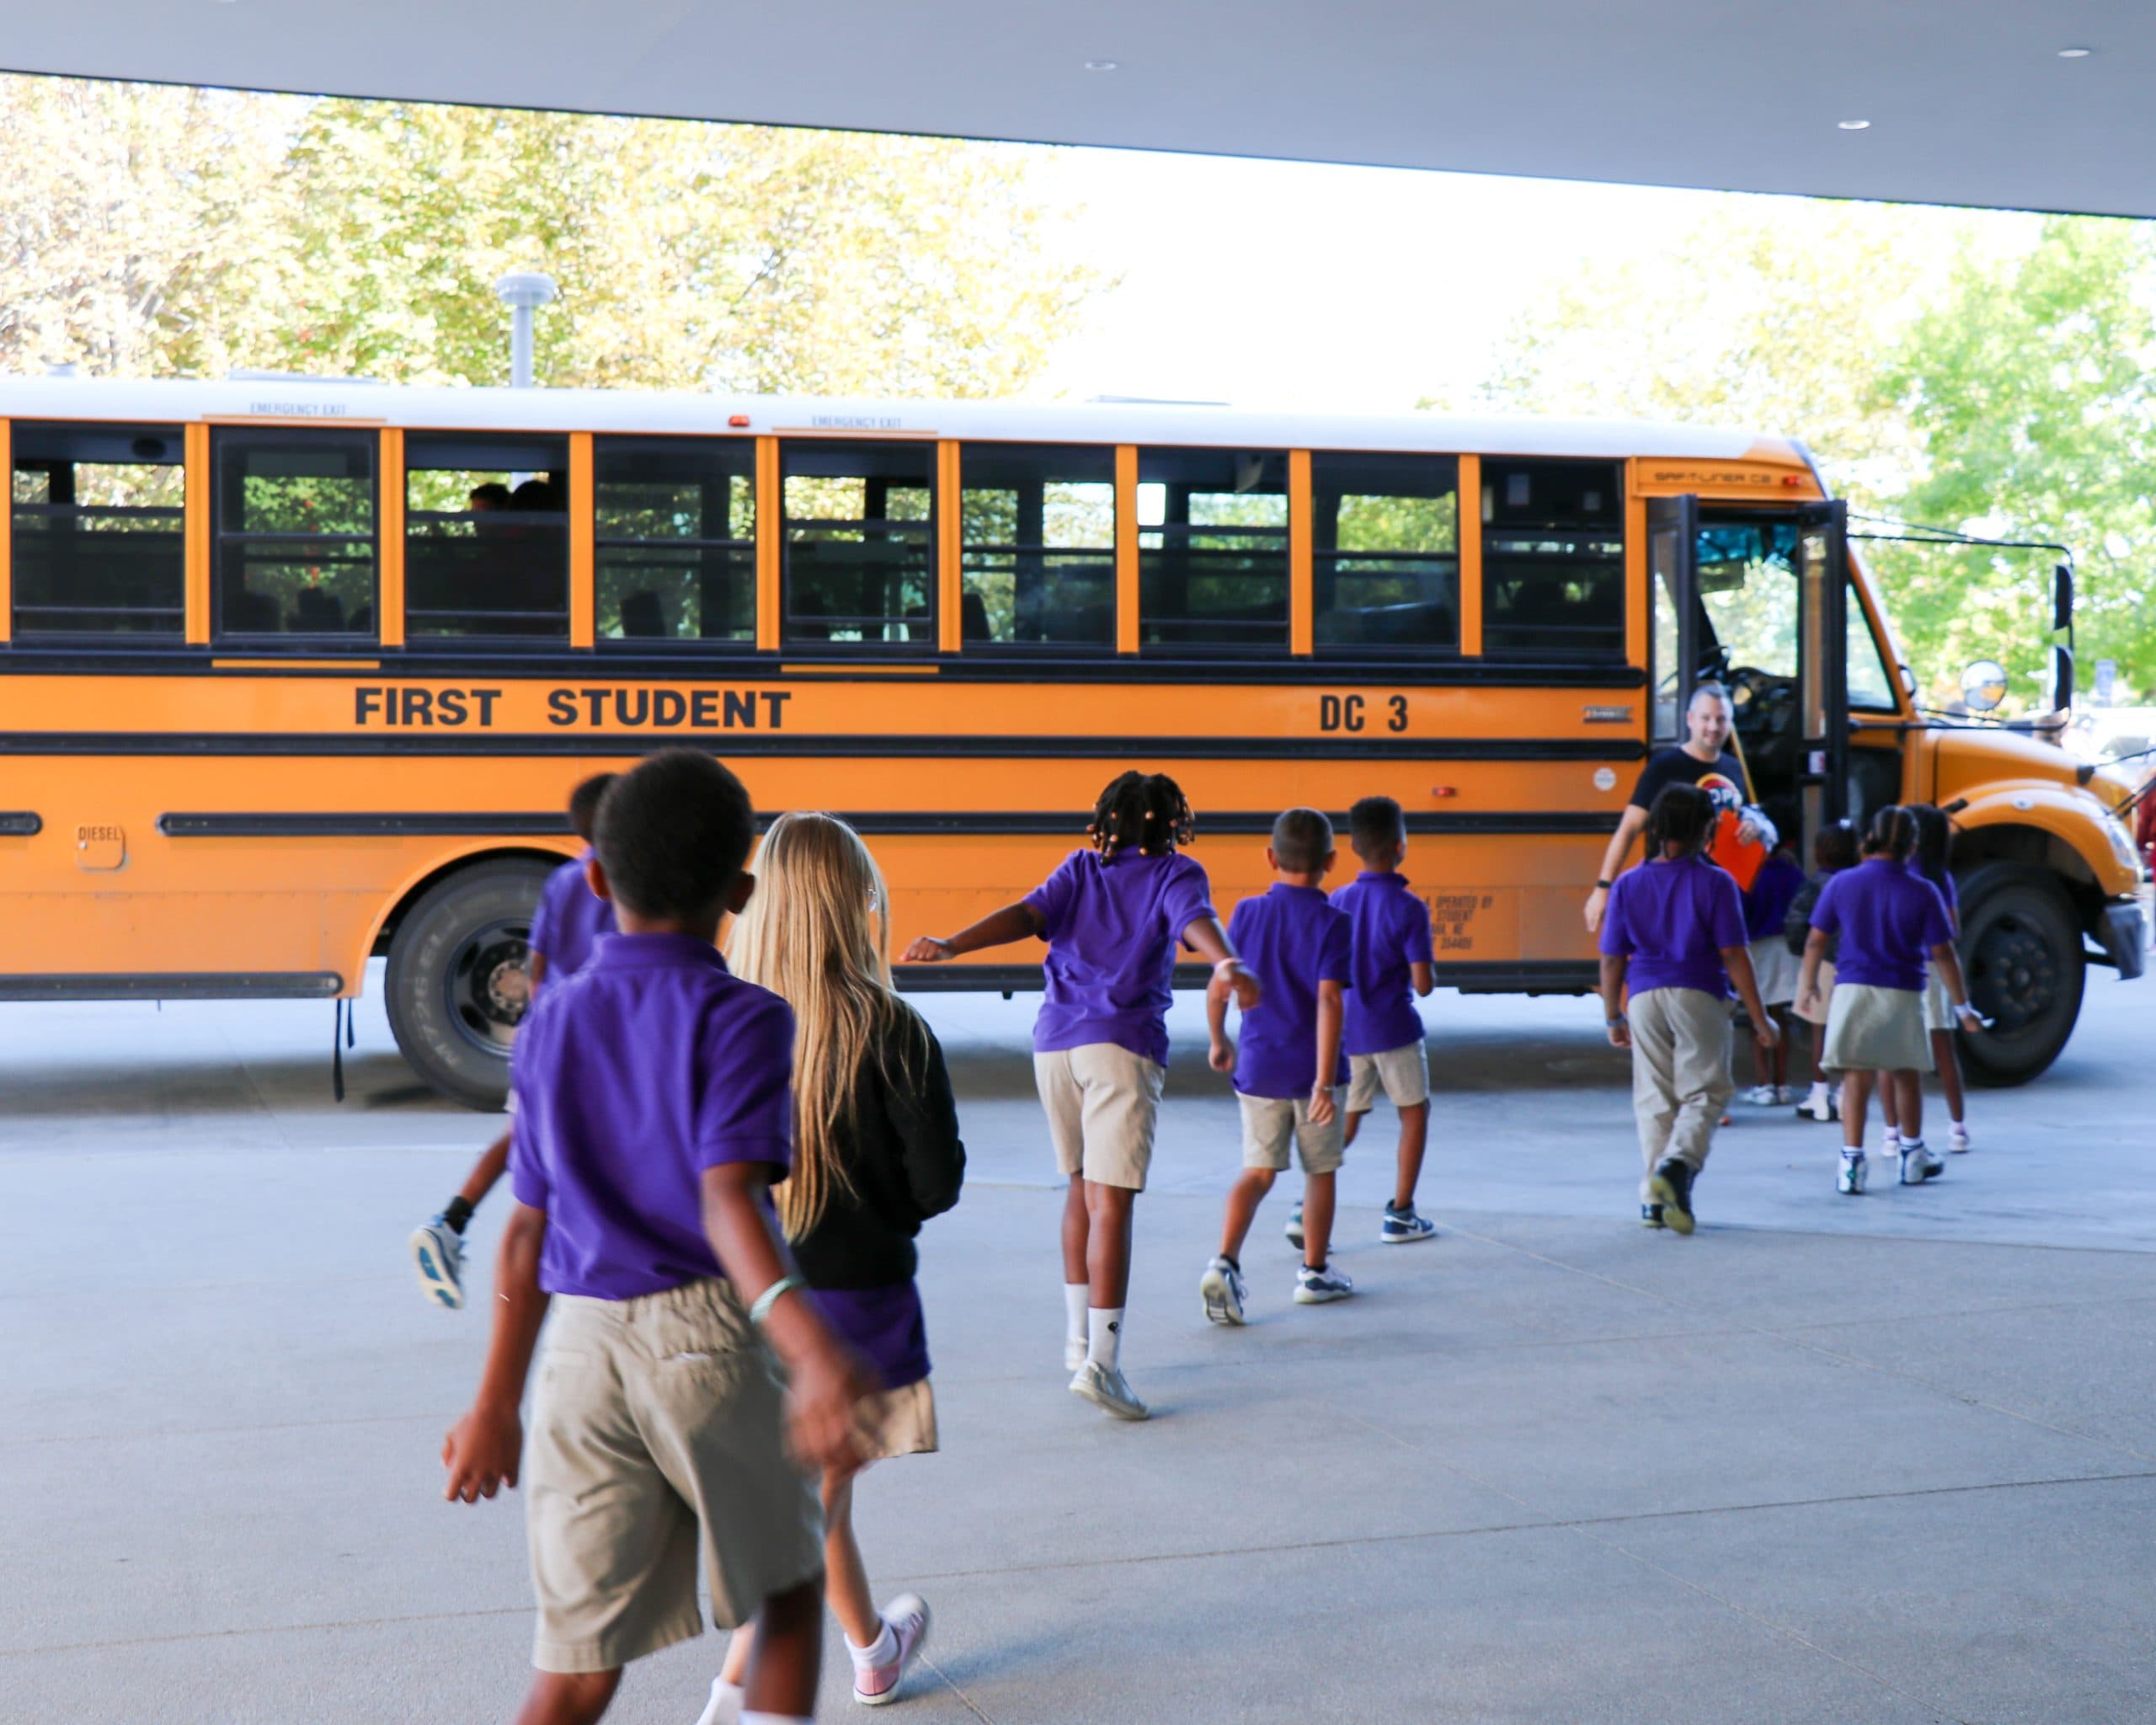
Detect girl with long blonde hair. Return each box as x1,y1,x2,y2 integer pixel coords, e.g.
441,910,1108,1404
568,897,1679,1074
703,812,964,1722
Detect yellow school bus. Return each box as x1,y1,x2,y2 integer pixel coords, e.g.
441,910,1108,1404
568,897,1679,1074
0,379,2141,1103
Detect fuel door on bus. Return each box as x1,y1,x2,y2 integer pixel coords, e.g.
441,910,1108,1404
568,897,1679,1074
76,821,126,871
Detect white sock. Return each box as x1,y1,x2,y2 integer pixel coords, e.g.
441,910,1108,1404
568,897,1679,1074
1063,1284,1089,1347
847,1619,898,1671
694,1678,744,1725
741,1714,814,1725
1086,1306,1123,1370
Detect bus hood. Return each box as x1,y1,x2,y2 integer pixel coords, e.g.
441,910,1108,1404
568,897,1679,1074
1927,725,2145,895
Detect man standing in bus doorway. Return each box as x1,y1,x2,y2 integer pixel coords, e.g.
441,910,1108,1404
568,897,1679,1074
1584,683,1776,936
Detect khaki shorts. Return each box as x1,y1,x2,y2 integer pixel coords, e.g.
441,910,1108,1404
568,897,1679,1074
1239,1092,1347,1175
1346,1042,1429,1113
1034,1043,1165,1191
525,1279,822,1673
854,1377,938,1462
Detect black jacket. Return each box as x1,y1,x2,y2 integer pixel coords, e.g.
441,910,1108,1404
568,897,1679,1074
789,1004,966,1290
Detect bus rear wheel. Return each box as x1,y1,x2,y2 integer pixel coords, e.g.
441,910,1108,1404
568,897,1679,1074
1956,863,2085,1088
386,859,554,1110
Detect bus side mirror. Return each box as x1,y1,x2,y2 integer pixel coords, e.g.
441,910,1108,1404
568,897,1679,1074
2053,563,2074,632
2051,644,2075,714
1961,660,2008,713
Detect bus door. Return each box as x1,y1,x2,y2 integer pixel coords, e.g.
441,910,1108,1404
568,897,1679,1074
1646,495,1701,748
1793,500,1852,848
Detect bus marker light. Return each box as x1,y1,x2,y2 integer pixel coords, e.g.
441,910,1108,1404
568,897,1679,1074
728,414,751,427
1429,786,1457,798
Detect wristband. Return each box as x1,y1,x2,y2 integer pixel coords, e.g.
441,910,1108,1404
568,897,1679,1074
748,1273,807,1328
1595,879,1614,890
1606,1014,1627,1028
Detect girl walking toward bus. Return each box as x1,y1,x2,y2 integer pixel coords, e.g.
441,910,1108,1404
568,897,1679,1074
1599,784,1779,1234
1798,805,1983,1195
1785,819,1859,1123
1740,837,1806,1104
903,771,1259,1423
1880,804,1973,1154
710,812,965,1720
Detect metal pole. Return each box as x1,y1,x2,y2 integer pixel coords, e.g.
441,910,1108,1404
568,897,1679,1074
492,272,559,388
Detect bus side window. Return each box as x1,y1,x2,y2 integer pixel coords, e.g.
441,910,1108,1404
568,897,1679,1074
958,443,1115,649
1312,451,1460,654
1481,459,1625,660
594,437,755,646
782,441,935,649
404,434,570,641
1138,447,1289,654
10,422,186,640
212,429,378,641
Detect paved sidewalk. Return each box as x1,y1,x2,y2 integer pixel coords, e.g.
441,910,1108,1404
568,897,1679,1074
3,972,2152,1722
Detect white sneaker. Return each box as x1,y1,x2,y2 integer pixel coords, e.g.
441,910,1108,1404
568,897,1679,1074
1199,1256,1246,1326
1070,1358,1150,1420
1838,1151,1869,1195
1742,1083,1780,1106
1949,1123,1972,1153
1772,1085,1796,1106
693,1678,744,1725
1294,1263,1355,1304
1065,1337,1086,1373
408,1215,465,1309
1283,1204,1305,1250
854,1594,931,1706
1900,1140,1945,1184
1796,1083,1838,1123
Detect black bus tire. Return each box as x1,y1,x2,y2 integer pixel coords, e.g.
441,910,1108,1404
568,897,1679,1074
1955,863,2085,1088
385,859,554,1110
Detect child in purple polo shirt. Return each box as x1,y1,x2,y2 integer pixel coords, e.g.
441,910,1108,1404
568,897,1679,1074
1879,803,1973,1156
712,812,963,1719
1799,804,1981,1195
1201,808,1355,1321
441,750,866,1725
1739,839,1806,1106
1599,784,1779,1235
408,772,616,1311
1328,795,1438,1247
904,770,1257,1423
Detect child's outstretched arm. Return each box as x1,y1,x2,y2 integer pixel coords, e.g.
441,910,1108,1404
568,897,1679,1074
1720,945,1780,1048
1310,979,1343,1126
1598,954,1631,1048
1206,968,1235,1072
1182,914,1261,1009
443,1200,550,1503
702,1162,873,1478
902,902,1043,963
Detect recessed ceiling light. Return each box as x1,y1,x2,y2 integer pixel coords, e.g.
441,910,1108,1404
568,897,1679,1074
2057,46,2094,57
1083,59,1118,72
1838,119,1870,130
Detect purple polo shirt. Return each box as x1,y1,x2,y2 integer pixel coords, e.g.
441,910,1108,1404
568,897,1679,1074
1811,858,1955,993
814,1283,930,1391
1907,862,1960,920
1329,871,1434,1056
1022,848,1217,1067
1599,854,1748,998
508,932,794,1300
1742,853,1806,943
1228,884,1353,1098
527,850,616,986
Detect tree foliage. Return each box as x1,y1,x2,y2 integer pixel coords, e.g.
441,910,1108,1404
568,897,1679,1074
0,76,1099,398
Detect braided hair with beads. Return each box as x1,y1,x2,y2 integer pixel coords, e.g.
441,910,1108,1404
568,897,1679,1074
1086,770,1195,860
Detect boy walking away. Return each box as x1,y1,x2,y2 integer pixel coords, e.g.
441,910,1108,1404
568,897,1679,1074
1785,820,1859,1124
409,772,616,1309
1598,785,1779,1235
1200,808,1354,1322
714,812,963,1717
1797,805,1982,1195
1740,838,1806,1104
1327,795,1438,1245
903,771,1258,1422
441,750,867,1725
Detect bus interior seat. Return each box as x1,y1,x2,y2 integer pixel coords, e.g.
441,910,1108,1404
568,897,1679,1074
289,588,344,633
619,590,667,638
961,591,991,641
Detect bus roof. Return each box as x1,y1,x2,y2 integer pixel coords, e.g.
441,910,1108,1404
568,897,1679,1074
0,376,1806,466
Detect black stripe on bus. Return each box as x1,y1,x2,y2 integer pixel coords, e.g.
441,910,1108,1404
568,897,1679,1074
0,813,40,836
0,647,1647,690
161,809,1621,841
24,732,1647,764
0,971,344,1001
897,959,1602,996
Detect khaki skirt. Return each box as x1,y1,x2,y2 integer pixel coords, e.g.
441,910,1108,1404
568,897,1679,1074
853,1376,938,1462
1822,982,1932,1074
1920,969,1955,1034
1793,959,1836,1026
1748,937,1801,1008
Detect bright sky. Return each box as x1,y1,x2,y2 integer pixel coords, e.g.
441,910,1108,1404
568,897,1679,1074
1033,147,1736,412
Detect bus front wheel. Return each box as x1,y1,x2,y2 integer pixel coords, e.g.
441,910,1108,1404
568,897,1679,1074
386,859,554,1110
1956,863,2085,1088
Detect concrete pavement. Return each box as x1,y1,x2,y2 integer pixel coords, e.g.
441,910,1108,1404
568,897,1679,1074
2,967,2152,1722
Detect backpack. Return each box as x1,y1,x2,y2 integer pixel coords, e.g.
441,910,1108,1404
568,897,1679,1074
1783,876,1838,960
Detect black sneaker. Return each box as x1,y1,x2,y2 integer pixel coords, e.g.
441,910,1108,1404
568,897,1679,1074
1640,1202,1666,1229
1648,1157,1696,1235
